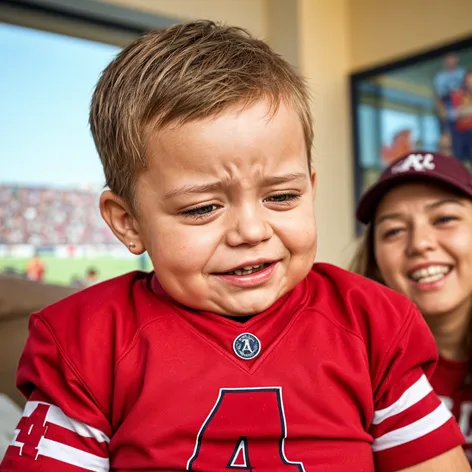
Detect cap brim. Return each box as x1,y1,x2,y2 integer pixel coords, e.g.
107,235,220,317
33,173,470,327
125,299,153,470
356,172,472,225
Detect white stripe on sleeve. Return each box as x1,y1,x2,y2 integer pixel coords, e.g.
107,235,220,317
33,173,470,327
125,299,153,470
373,374,432,425
372,402,453,452
11,435,109,472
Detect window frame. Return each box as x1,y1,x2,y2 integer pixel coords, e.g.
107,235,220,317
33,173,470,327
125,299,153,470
0,0,177,48
349,34,472,234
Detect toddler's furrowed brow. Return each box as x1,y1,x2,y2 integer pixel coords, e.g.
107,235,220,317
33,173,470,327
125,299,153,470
164,172,308,200
164,181,223,199
261,172,307,187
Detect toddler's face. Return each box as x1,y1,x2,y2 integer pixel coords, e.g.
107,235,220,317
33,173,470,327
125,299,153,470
133,99,317,316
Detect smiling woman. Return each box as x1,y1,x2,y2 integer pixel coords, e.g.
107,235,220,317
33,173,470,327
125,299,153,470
350,150,472,462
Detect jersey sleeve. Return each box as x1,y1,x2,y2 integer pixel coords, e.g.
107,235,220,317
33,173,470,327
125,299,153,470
0,313,111,472
370,303,465,472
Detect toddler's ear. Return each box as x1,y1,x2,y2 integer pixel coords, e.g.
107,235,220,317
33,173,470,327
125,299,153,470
99,190,145,254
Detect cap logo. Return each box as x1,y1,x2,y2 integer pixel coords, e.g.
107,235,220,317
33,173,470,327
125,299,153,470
391,153,435,174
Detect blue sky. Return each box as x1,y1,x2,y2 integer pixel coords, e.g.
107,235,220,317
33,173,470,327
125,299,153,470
0,22,121,189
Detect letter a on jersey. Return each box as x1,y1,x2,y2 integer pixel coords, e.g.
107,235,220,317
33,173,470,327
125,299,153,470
187,387,305,471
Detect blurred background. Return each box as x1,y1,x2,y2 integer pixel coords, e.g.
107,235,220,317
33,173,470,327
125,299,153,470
0,0,471,440
2,0,472,284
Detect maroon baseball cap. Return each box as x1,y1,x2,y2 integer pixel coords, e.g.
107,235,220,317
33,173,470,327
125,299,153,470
356,151,472,225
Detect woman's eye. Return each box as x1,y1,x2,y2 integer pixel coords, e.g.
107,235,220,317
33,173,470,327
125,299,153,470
383,228,403,239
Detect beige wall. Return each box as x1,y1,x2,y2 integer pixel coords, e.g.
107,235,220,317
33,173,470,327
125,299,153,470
349,0,472,71
96,0,472,267
298,0,353,266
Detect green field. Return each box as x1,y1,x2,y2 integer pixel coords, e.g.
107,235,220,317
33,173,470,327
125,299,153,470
0,255,153,286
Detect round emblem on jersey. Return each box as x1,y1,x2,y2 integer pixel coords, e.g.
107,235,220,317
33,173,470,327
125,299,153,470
233,332,261,360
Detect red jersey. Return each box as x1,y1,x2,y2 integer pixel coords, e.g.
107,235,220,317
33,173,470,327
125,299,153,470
431,356,472,462
0,264,464,472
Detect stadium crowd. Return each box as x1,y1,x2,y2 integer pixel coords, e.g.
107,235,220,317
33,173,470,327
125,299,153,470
0,185,115,246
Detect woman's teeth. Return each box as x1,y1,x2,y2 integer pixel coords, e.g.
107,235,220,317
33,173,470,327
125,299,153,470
409,265,451,283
